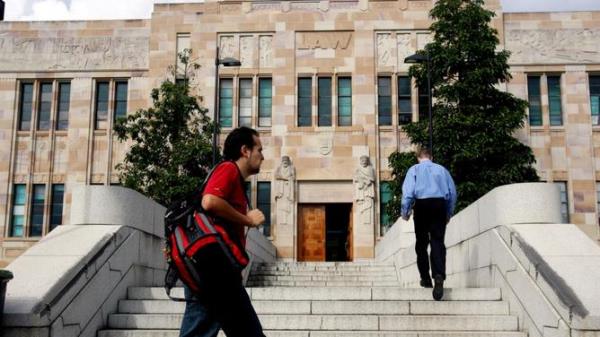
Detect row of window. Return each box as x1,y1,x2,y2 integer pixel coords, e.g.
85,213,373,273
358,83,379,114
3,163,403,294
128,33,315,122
18,81,71,131
219,78,273,128
528,74,600,127
17,75,600,132
9,184,64,238
17,79,128,132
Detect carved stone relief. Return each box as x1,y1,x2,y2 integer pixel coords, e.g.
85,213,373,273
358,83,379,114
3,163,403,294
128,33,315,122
417,33,432,50
397,33,413,68
259,36,273,68
0,36,149,71
506,29,600,64
319,133,334,155
274,156,296,227
219,36,236,59
377,33,395,67
354,156,375,226
240,35,256,68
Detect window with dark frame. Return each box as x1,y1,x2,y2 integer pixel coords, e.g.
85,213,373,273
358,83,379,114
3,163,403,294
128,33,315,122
239,78,252,127
114,81,128,122
590,75,600,125
377,77,392,126
527,75,542,126
258,78,272,127
398,76,412,125
548,76,563,126
29,184,45,237
37,82,53,130
337,77,352,126
95,81,110,130
49,184,65,232
10,184,26,237
219,78,233,128
19,83,33,131
555,181,569,223
257,182,271,237
298,77,312,127
318,77,332,126
57,82,70,130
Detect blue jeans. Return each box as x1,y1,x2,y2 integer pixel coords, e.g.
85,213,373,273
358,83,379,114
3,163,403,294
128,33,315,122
179,285,220,337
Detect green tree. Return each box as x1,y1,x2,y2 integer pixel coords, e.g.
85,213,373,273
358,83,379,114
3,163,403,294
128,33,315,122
386,0,539,222
114,49,218,206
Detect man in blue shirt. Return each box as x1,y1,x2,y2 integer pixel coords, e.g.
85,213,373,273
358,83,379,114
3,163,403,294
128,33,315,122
401,147,457,301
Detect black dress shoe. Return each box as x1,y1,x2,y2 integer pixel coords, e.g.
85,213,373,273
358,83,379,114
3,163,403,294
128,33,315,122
433,275,444,301
420,279,433,288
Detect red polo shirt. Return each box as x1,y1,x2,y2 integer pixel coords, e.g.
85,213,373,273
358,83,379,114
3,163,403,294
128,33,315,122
202,161,248,247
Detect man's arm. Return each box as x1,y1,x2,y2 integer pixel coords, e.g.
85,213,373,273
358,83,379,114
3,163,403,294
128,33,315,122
401,166,416,220
445,169,457,219
202,194,264,228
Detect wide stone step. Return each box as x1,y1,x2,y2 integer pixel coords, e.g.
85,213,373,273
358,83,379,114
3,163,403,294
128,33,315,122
246,280,400,287
99,330,527,337
118,299,509,315
248,275,399,281
107,314,518,331
128,287,502,301
253,266,397,273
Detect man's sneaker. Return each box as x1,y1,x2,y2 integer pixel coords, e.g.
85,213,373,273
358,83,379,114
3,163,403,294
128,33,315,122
433,275,444,301
420,278,433,288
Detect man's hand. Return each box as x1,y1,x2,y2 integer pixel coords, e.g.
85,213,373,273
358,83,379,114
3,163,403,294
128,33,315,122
246,209,265,228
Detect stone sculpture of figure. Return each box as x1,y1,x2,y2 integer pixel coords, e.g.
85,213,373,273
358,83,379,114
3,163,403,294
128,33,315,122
275,156,296,226
354,155,375,226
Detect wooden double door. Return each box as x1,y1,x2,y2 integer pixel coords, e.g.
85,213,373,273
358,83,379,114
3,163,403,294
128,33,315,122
297,204,353,262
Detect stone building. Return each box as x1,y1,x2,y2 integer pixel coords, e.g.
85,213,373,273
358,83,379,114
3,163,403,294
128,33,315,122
1,0,599,266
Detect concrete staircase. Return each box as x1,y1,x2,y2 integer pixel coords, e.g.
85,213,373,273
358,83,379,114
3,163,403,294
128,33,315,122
98,262,525,337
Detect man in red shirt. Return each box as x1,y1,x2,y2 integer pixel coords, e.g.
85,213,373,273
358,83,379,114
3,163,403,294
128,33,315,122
179,126,266,337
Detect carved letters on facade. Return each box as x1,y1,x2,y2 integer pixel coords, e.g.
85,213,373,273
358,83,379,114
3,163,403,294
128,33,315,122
275,156,296,227
297,32,353,50
0,36,149,71
354,156,375,226
506,29,600,64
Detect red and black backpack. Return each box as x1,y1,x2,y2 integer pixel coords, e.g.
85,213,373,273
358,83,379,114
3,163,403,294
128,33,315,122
163,161,250,301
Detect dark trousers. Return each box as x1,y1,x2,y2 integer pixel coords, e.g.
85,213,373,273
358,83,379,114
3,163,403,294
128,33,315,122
413,198,447,281
180,245,265,337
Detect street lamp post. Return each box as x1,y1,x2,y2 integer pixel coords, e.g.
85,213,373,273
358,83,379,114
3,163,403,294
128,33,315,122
212,46,242,166
404,52,433,158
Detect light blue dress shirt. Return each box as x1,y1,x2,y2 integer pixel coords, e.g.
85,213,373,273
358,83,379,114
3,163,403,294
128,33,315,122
401,159,457,218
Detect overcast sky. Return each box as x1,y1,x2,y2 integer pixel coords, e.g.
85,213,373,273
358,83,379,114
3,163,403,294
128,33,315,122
4,0,600,21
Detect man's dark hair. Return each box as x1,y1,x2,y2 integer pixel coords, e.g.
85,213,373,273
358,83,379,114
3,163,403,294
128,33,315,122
417,147,432,158
223,126,259,161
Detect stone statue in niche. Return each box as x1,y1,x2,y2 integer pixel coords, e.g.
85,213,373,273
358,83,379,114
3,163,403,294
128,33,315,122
275,156,296,226
354,156,375,226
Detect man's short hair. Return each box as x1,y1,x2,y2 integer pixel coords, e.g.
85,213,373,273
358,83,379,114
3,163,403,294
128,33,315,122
223,126,259,161
417,147,432,158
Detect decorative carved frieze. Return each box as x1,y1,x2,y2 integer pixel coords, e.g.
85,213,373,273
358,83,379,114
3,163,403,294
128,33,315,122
506,29,600,64
0,36,149,71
